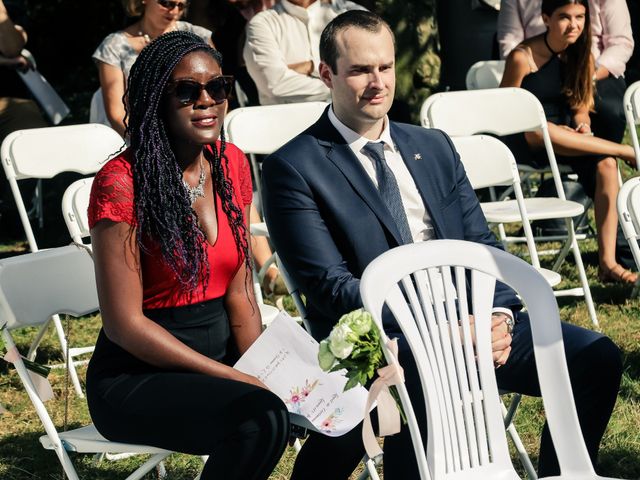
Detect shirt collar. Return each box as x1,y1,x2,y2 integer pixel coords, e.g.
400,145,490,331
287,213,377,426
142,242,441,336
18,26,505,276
328,105,395,154
281,0,324,21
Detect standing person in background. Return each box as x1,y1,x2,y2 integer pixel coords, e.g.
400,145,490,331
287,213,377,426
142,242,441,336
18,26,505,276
498,0,634,143
500,0,637,284
86,31,289,480
243,0,365,105
0,0,47,236
93,0,213,137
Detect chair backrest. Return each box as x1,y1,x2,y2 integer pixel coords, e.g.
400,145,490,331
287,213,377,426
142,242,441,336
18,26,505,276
224,102,327,155
360,240,595,479
623,81,640,163
465,60,505,90
1,123,122,181
617,176,640,273
421,88,566,201
62,177,94,245
0,245,98,331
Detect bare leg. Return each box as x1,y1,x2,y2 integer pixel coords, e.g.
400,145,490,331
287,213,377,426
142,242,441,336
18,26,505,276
524,123,637,167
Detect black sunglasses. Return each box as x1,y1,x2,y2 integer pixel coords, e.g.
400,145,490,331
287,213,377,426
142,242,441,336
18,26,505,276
166,76,234,105
157,0,188,11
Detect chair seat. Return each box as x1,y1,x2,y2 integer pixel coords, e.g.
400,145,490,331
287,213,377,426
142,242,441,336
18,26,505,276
539,268,562,287
260,303,280,327
482,197,584,223
40,425,170,454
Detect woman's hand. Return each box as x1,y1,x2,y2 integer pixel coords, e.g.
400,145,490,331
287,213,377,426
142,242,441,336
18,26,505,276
234,370,268,390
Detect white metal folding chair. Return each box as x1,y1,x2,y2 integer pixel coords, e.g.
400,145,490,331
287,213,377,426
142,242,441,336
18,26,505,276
465,60,505,90
0,245,172,480
224,101,327,202
1,124,124,396
360,239,620,480
616,176,640,297
421,88,598,327
623,80,640,164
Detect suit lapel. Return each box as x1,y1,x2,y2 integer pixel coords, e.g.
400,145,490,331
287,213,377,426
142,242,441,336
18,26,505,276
313,112,405,245
391,123,446,237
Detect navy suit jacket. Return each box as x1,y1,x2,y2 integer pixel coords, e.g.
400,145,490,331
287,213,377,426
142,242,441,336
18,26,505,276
262,108,521,340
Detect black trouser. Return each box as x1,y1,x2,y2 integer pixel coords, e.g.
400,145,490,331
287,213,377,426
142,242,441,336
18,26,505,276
87,298,290,480
291,313,622,479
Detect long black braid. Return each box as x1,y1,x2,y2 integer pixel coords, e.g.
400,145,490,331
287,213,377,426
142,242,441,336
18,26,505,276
124,30,250,293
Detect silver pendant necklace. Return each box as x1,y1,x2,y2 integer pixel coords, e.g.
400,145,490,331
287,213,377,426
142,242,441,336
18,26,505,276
183,156,206,205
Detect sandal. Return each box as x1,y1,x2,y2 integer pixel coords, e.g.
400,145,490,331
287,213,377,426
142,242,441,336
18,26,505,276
598,264,638,285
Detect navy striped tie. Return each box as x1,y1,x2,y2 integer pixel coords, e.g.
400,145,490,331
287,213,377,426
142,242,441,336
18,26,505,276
362,142,413,244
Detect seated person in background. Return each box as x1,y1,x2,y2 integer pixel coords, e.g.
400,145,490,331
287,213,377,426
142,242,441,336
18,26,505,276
93,0,213,137
263,10,622,478
186,0,275,107
86,31,289,480
243,0,365,105
500,0,637,284
0,0,47,236
498,0,634,143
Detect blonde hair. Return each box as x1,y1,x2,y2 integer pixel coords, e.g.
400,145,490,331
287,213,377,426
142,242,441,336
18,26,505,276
122,0,144,17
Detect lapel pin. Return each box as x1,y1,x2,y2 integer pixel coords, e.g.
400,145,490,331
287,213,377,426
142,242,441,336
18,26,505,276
414,153,422,161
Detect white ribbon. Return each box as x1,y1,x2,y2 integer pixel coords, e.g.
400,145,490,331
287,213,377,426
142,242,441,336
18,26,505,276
362,338,405,460
4,346,54,402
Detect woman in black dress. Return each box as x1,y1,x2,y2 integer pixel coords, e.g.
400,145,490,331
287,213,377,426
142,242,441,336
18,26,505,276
500,0,637,284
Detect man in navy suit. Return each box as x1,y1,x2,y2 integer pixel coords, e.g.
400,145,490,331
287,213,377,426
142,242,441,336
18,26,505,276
262,10,622,479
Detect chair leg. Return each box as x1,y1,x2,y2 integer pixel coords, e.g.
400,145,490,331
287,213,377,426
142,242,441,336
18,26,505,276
52,314,85,397
123,453,171,480
27,318,52,360
568,235,599,328
502,396,538,480
356,456,381,480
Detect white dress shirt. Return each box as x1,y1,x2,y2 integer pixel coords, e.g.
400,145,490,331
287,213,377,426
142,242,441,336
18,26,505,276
243,0,365,105
497,0,634,78
327,107,435,242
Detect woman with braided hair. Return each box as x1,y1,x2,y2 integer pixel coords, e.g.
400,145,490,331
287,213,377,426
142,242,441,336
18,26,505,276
86,31,289,479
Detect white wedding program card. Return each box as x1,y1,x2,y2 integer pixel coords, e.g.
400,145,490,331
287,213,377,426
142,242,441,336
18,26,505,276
235,312,369,437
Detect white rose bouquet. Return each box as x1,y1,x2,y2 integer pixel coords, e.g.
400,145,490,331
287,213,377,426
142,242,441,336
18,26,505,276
318,309,406,424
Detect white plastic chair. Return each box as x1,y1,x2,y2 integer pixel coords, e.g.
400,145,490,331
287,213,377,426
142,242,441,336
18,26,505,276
421,87,598,327
224,101,327,202
616,176,640,297
1,123,124,396
360,239,620,480
623,81,640,164
465,60,505,90
0,245,172,480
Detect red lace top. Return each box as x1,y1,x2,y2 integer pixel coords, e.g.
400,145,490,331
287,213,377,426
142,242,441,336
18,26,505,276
88,142,253,309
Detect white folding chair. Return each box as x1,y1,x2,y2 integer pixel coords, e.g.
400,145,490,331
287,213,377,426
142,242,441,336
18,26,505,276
360,239,620,480
224,101,327,202
451,135,562,288
1,124,124,396
421,88,598,327
0,245,173,480
616,176,640,297
623,80,640,164
465,60,505,90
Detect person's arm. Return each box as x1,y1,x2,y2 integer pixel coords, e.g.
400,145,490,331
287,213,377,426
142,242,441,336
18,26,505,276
499,47,530,88
243,15,330,103
496,0,526,60
225,205,263,355
594,0,634,79
572,105,592,134
91,219,264,387
0,1,26,58
97,62,127,138
262,153,362,321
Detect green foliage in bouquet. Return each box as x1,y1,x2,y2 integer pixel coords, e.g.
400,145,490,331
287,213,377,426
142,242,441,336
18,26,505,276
318,309,385,391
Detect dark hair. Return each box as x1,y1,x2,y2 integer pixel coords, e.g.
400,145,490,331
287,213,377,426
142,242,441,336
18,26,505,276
125,30,250,293
320,10,393,73
541,0,594,110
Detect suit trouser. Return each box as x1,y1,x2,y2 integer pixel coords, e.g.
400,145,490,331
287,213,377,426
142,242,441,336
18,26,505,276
291,314,622,480
591,75,627,144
